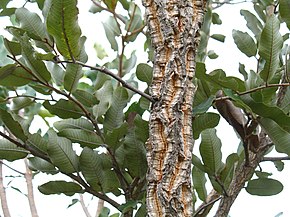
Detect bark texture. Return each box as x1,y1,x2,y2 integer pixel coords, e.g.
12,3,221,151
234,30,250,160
142,0,206,216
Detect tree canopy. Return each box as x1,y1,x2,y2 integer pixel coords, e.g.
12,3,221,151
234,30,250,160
0,0,290,216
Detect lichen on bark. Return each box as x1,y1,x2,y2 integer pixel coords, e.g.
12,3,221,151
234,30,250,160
142,0,206,216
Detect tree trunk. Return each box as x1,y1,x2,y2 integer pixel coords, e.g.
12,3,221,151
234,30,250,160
0,162,11,217
24,159,39,217
143,0,206,216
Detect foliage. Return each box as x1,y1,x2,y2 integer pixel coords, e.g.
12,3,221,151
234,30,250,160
0,0,289,216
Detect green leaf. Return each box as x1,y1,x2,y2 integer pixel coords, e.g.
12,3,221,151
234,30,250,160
279,0,290,30
105,123,128,150
259,118,290,155
126,3,142,33
15,8,48,41
0,8,16,17
0,0,9,9
94,43,108,60
19,34,51,82
48,63,65,86
103,0,117,10
238,63,248,80
240,9,263,38
232,30,257,57
192,112,220,139
246,178,283,196
220,153,239,189
136,63,153,85
0,109,27,142
211,34,225,42
0,64,32,87
54,118,94,132
192,166,207,201
273,161,284,172
212,12,222,25
119,200,137,213
241,95,290,131
104,87,128,131
79,147,120,193
72,89,99,107
43,99,83,119
207,50,218,59
47,130,79,173
63,37,87,93
259,15,283,83
102,16,121,51
11,97,33,111
199,129,223,175
99,207,110,217
4,38,21,56
27,133,48,154
58,129,102,149
38,181,83,196
135,204,146,217
45,0,81,59
28,157,58,174
93,81,114,117
196,67,246,92
0,139,28,161
116,116,147,177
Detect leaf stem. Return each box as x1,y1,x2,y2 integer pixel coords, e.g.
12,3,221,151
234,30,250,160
58,60,154,102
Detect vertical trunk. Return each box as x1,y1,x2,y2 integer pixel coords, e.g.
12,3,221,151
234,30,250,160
0,162,11,217
143,0,206,216
24,159,39,217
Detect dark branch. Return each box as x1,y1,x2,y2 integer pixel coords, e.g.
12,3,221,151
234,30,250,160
58,60,154,102
261,156,290,162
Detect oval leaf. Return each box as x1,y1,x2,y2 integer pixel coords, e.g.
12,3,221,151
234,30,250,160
47,130,79,173
259,117,290,155
192,112,220,139
232,30,257,57
58,129,103,149
45,0,81,59
38,181,83,196
259,15,283,83
0,139,28,161
199,128,223,175
246,178,283,196
43,99,83,119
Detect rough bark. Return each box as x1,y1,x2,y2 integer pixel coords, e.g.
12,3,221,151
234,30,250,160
0,162,11,217
214,132,271,217
142,0,206,216
24,159,39,217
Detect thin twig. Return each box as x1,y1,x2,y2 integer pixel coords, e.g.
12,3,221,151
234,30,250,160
79,194,92,217
91,0,126,23
58,60,154,102
193,196,222,217
0,131,121,210
238,83,290,95
261,156,290,162
0,161,25,176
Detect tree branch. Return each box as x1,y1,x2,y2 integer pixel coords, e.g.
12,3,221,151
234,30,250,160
261,156,290,162
0,163,12,217
0,131,121,210
58,60,154,102
91,0,126,24
214,132,272,217
237,83,290,95
24,159,39,217
79,194,92,217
